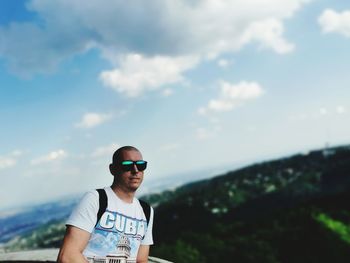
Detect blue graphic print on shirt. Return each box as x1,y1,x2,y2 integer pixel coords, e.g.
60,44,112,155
85,209,147,257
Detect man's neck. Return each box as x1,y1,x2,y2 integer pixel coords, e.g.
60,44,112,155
111,184,135,203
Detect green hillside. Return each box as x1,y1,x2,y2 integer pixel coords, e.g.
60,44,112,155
3,220,65,252
146,145,350,262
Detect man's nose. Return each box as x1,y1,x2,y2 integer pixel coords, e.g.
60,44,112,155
131,164,139,173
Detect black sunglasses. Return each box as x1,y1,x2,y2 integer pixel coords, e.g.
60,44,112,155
120,160,147,171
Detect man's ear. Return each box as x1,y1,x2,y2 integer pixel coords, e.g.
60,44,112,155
109,163,117,176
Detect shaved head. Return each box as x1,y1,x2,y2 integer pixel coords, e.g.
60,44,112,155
112,146,140,164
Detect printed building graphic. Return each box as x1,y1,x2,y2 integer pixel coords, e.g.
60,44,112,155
87,235,136,263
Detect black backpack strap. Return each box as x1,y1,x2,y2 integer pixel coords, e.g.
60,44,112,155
139,199,151,226
96,188,107,227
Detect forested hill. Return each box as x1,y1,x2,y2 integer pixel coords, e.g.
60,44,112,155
143,144,350,212
147,144,350,262
2,144,350,263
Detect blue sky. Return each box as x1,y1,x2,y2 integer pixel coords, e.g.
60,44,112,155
0,0,349,210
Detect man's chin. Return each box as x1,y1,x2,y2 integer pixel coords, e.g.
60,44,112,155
128,183,140,192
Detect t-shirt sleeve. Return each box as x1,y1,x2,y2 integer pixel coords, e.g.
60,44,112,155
141,206,154,245
66,190,99,233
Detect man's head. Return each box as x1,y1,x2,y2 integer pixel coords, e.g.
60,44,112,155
109,146,147,192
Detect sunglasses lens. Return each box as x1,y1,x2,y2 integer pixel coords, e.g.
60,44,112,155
120,160,147,171
136,161,147,171
121,161,134,171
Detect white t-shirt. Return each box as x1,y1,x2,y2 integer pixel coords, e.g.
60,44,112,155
66,187,153,260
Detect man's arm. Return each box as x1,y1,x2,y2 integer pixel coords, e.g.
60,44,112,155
57,226,91,263
136,245,150,263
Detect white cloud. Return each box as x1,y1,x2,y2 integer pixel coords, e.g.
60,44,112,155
0,150,24,170
319,9,350,37
162,88,174,97
319,107,328,115
199,80,264,115
217,59,230,68
290,105,348,121
11,150,23,157
240,18,295,54
0,0,308,79
31,149,67,165
75,112,112,129
91,143,120,158
100,54,198,97
0,157,16,169
336,105,346,114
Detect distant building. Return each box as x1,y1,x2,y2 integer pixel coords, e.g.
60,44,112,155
86,235,136,263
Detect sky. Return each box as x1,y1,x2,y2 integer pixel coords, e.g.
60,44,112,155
0,0,350,210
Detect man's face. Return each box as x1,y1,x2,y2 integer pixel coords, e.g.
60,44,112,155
114,150,145,192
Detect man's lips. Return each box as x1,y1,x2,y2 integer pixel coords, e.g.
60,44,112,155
129,178,141,182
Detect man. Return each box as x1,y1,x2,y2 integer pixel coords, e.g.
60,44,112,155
57,146,153,263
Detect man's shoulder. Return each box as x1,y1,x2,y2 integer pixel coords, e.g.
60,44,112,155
76,189,99,203
72,189,101,212
83,187,110,200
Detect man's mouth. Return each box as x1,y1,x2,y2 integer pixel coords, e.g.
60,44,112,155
130,178,140,182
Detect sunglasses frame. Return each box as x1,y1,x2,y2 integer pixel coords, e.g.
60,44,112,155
119,160,147,172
